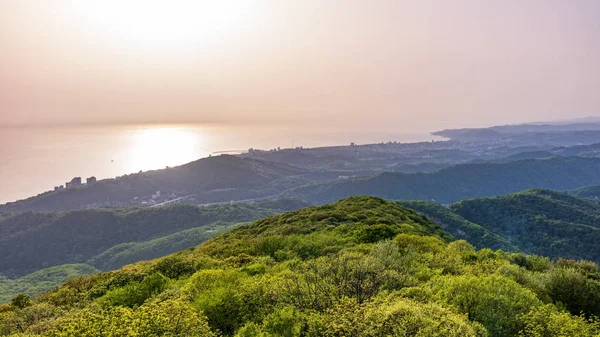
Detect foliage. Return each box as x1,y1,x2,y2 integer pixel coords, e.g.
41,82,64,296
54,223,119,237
0,199,310,279
85,223,238,271
99,272,169,308
0,199,310,305
518,304,600,337
569,184,600,200
450,189,600,262
0,265,99,304
28,300,215,337
9,296,29,310
312,296,488,337
2,196,600,337
398,200,517,251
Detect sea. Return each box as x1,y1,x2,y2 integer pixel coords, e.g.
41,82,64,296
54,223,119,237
0,124,441,204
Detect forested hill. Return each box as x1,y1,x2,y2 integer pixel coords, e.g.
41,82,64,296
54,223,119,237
0,199,310,278
0,155,307,212
449,189,600,262
569,185,600,199
282,156,600,204
3,196,600,336
398,200,517,251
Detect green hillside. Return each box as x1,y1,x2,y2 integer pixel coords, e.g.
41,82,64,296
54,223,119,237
0,264,100,304
0,199,310,278
398,200,517,251
0,224,244,304
450,189,600,262
400,189,600,262
570,185,600,200
86,222,245,271
282,157,600,204
2,197,600,337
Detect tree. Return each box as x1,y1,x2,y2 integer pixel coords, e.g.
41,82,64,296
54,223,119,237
10,294,30,309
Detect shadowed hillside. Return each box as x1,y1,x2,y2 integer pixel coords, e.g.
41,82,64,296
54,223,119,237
0,199,310,278
570,185,600,200
282,157,600,204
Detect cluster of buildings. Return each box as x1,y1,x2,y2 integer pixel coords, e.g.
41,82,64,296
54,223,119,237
54,176,97,192
248,145,305,154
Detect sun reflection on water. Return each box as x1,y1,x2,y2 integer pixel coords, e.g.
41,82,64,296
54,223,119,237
126,126,206,172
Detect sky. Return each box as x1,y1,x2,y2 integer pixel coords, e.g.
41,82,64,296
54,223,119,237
1,0,599,132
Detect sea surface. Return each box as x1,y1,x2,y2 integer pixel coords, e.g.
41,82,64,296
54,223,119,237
0,124,441,204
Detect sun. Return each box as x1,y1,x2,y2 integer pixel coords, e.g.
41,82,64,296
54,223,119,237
67,0,256,49
127,126,202,172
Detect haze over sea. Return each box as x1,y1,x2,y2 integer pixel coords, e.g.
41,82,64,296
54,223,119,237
0,124,442,204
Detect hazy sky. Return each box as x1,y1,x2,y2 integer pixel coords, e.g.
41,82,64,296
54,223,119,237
1,0,599,132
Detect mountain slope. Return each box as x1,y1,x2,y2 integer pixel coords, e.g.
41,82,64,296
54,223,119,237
398,200,517,251
0,155,307,212
433,122,600,138
450,189,600,262
569,185,600,200
0,264,100,304
282,157,600,204
86,222,244,271
2,197,600,337
0,199,310,278
552,142,600,157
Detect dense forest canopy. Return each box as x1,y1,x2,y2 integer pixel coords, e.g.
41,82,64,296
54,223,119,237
0,199,310,279
397,200,517,251
2,197,600,337
570,185,600,199
449,189,600,262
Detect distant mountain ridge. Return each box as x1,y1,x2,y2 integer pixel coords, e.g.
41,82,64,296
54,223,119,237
282,156,600,204
433,122,600,139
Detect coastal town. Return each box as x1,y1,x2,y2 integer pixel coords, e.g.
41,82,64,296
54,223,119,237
53,176,97,192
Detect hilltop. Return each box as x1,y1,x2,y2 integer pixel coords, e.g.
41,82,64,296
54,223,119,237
1,197,600,336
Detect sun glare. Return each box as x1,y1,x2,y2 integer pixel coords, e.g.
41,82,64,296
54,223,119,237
68,0,256,48
128,127,202,172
